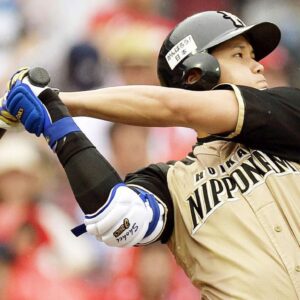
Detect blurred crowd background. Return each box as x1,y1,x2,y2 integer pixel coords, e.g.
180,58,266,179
0,0,299,299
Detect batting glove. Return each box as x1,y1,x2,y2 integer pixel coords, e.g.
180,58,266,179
0,93,19,129
6,67,80,150
0,68,36,130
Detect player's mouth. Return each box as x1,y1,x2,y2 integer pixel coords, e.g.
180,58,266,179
257,79,268,89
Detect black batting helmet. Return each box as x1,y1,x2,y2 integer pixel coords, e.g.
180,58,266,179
157,11,281,90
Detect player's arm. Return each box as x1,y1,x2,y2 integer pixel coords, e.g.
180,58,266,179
59,85,239,136
5,69,169,247
61,84,300,161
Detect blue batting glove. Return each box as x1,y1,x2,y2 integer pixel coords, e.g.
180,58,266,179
0,67,45,131
5,68,81,150
6,80,51,136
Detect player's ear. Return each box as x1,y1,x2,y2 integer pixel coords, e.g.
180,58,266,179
184,68,202,85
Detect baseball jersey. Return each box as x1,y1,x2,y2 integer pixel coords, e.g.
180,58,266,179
125,85,300,299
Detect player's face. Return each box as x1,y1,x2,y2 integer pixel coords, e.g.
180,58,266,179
211,35,268,89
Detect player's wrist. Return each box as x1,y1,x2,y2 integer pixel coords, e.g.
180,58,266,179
38,88,71,122
37,89,80,150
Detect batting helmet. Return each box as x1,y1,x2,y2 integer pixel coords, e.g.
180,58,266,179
157,11,281,90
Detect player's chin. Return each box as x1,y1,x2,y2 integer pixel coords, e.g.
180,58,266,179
256,80,269,90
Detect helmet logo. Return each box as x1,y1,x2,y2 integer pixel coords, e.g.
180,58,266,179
218,11,245,27
165,35,197,70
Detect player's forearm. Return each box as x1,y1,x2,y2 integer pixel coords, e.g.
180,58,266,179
59,85,238,133
60,85,184,126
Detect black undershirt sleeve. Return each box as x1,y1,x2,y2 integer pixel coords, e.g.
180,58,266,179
55,132,123,214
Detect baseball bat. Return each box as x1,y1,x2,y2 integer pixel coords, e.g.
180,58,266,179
0,67,50,138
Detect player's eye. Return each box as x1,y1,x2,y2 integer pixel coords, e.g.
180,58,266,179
233,52,243,58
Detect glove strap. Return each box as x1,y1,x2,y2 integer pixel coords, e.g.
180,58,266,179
71,224,87,237
44,117,81,149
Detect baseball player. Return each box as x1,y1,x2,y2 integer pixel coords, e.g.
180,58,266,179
1,10,300,299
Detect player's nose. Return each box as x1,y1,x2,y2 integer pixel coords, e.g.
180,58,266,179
252,59,265,74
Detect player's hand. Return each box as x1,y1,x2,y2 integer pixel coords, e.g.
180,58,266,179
0,67,44,130
0,67,51,130
0,93,20,129
5,67,52,136
5,67,80,150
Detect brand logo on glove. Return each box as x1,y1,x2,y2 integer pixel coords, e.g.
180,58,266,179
113,218,130,238
16,108,24,120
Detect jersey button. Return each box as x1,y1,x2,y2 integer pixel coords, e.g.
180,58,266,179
274,225,282,232
295,266,300,272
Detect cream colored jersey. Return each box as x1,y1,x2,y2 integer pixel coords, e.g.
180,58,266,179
167,141,300,299
125,85,300,299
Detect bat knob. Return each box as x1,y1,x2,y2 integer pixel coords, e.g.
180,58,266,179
28,67,50,87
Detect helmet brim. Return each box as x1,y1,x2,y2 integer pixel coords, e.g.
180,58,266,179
204,22,281,61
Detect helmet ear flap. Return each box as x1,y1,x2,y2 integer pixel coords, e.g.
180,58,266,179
181,52,221,90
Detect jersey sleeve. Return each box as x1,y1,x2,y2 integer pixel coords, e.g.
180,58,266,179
213,84,300,162
124,163,174,243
